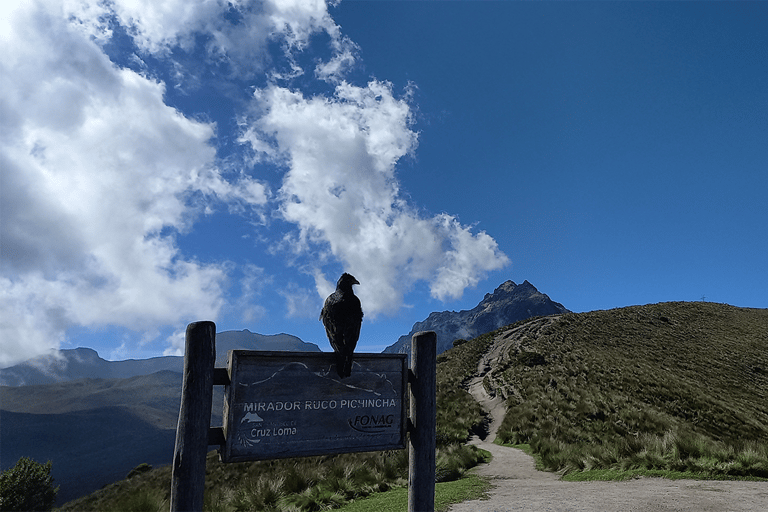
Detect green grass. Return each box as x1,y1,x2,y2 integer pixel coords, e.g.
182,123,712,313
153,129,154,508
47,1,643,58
435,330,495,444
335,473,491,512
561,468,768,482
493,302,768,480
435,318,542,445
57,445,489,511
57,321,498,512
500,442,767,483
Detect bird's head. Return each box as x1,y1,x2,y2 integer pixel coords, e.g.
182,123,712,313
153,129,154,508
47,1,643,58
337,273,360,290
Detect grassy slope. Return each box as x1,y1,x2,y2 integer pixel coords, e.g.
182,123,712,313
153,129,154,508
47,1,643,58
336,473,490,512
493,302,768,477
435,330,495,444
434,317,545,444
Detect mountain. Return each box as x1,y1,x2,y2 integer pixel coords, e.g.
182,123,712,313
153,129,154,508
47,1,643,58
444,301,768,476
214,330,321,366
383,280,568,356
55,301,768,510
0,330,319,504
0,348,180,387
0,330,320,386
0,371,189,504
0,370,229,504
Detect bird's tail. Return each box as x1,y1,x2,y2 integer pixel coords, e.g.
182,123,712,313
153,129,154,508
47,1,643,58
336,352,353,379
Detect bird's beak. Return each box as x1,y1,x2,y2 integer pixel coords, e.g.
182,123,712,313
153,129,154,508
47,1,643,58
352,277,360,285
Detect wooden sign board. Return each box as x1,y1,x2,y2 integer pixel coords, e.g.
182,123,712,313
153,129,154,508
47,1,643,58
220,351,407,463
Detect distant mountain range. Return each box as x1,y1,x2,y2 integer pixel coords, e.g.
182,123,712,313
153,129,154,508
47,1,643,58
0,330,320,386
383,280,568,356
0,330,319,504
1,371,185,504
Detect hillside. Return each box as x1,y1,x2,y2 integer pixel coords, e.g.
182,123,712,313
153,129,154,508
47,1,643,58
456,302,768,477
47,301,768,509
0,329,319,504
0,371,198,504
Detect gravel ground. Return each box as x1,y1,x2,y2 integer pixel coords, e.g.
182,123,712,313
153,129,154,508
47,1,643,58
448,439,768,512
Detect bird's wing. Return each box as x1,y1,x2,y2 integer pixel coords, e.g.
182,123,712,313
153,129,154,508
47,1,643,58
320,293,345,353
336,295,363,354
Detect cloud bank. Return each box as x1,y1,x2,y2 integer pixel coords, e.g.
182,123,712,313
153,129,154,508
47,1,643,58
0,0,269,365
0,0,508,366
242,81,509,316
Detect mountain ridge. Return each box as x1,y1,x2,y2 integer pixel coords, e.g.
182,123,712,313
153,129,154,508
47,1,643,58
0,330,320,386
384,279,568,356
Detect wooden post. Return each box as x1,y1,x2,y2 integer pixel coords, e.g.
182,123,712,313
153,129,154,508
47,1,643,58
170,321,216,512
408,331,436,512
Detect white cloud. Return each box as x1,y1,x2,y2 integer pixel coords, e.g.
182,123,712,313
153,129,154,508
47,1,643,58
241,80,510,317
163,328,187,357
232,264,271,323
280,283,322,319
78,0,343,78
109,341,130,361
0,0,510,366
0,1,266,367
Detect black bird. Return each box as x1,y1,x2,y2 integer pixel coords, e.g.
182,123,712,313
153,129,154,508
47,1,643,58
320,273,363,378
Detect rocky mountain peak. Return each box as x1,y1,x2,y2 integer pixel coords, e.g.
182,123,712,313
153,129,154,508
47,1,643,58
383,279,568,357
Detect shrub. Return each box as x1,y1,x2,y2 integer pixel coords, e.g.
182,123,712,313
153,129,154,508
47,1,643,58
0,457,59,512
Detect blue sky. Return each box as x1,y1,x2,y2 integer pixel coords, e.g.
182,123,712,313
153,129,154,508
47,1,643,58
2,1,766,367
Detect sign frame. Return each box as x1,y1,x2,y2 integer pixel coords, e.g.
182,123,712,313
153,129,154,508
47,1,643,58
219,350,408,463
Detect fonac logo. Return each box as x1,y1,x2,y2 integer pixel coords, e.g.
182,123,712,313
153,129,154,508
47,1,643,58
348,414,395,433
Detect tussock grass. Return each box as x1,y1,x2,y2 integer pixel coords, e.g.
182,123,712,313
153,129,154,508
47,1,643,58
495,302,768,479
335,473,491,512
435,319,539,444
58,438,487,511
59,450,406,511
435,330,494,444
57,301,767,509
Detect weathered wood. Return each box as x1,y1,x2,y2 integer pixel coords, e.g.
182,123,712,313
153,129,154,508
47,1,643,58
170,321,216,512
220,351,407,462
408,331,437,512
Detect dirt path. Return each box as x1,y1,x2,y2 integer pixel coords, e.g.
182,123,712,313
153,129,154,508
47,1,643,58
448,321,768,512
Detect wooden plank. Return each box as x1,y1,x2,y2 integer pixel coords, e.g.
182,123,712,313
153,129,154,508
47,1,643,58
170,321,216,512
208,427,225,446
408,331,436,512
213,367,231,386
220,351,407,463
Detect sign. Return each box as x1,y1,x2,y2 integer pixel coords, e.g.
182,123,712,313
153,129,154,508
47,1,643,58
220,351,407,462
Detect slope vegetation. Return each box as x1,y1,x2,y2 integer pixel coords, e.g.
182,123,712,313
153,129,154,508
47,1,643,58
51,302,768,509
474,302,768,477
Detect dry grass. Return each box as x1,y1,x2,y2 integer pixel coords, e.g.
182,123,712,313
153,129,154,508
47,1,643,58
494,302,768,478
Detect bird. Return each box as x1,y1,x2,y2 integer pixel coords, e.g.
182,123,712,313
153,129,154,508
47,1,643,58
320,273,363,379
